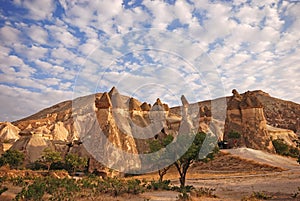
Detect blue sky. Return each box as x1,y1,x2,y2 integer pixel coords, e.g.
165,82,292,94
0,0,299,121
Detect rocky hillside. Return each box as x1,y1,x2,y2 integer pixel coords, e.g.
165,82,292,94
0,88,299,174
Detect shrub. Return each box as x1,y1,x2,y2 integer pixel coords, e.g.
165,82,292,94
190,187,217,198
272,139,299,158
65,153,87,174
15,178,47,201
242,191,272,200
0,150,24,169
272,139,289,155
147,180,171,190
27,161,48,170
10,176,26,187
0,186,8,195
14,177,81,201
176,186,194,201
228,131,241,139
126,179,144,194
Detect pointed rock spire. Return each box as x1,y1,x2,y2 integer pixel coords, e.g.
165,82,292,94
181,95,189,107
95,92,112,109
152,98,164,111
153,98,163,106
140,102,151,111
163,103,169,111
129,97,141,111
108,86,125,109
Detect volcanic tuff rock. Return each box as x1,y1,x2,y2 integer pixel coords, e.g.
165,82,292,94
0,122,20,152
0,122,20,142
0,87,299,173
224,90,275,153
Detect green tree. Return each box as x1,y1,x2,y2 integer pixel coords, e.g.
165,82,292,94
0,149,24,169
173,132,217,188
40,148,62,171
65,153,87,174
149,135,174,182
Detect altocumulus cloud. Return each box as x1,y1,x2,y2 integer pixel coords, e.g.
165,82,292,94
0,0,299,121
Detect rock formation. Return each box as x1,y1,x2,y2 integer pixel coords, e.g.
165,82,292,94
140,102,151,111
0,122,20,152
0,87,299,174
108,86,125,109
95,92,112,109
128,97,141,111
0,122,20,142
224,90,275,153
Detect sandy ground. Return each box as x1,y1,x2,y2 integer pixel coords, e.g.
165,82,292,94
1,148,300,200
141,148,300,201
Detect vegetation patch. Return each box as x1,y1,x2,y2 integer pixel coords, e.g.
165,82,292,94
272,139,299,158
242,191,272,200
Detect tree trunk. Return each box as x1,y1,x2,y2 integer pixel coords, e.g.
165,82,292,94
179,172,186,188
158,166,170,182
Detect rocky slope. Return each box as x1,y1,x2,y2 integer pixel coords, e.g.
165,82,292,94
0,88,299,174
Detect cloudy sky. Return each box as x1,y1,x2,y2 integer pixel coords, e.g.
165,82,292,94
0,0,299,122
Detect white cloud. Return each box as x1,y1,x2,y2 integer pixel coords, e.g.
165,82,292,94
0,84,73,121
14,0,56,20
46,24,79,48
0,54,36,77
14,44,48,61
0,25,21,45
1,0,300,122
25,25,48,45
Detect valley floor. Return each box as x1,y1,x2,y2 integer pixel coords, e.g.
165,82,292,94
1,148,300,201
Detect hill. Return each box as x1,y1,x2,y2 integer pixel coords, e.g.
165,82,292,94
0,88,299,175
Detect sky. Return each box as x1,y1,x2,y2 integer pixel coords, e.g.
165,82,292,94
0,0,299,122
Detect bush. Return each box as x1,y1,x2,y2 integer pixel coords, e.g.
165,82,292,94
190,187,217,198
10,176,27,187
126,179,144,194
176,186,194,201
0,150,24,169
147,180,171,190
228,131,241,139
241,191,272,200
12,174,147,200
14,177,81,201
27,161,48,170
272,139,289,155
65,153,87,174
15,178,47,201
0,186,8,195
272,139,299,158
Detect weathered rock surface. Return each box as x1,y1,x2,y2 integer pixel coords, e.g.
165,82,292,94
0,122,20,152
224,90,275,153
0,88,299,174
267,125,298,147
0,122,20,142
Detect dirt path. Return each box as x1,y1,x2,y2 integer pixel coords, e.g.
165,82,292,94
222,148,299,170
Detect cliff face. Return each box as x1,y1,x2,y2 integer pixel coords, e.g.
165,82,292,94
224,90,275,153
254,91,300,134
